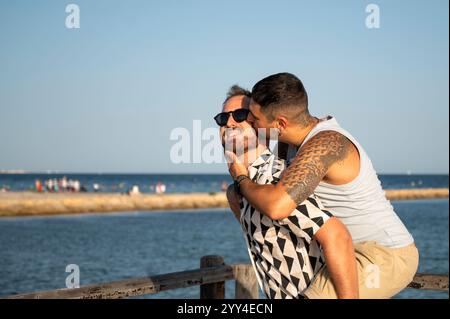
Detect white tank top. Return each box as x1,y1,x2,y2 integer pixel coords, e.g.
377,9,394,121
287,116,413,248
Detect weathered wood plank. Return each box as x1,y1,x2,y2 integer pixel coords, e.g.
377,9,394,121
233,264,259,299
4,267,448,299
200,255,226,299
6,265,235,299
407,273,449,291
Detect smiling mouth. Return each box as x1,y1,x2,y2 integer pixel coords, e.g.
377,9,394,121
222,128,242,141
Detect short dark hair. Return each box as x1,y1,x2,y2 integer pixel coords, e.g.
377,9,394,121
251,73,310,125
223,85,251,106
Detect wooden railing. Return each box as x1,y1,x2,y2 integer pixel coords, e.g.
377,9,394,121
4,255,448,299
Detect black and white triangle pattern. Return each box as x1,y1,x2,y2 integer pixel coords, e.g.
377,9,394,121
240,149,333,299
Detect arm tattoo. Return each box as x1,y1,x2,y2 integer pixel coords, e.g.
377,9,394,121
281,131,352,204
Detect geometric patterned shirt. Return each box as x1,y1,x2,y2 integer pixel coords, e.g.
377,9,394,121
239,149,333,299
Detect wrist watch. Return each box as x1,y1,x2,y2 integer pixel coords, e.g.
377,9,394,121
234,175,249,196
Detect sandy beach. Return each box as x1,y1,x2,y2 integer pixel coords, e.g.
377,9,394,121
0,188,447,218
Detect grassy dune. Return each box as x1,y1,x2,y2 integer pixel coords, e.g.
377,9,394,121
0,188,448,217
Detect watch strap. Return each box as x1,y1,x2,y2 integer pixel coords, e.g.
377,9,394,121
234,175,249,196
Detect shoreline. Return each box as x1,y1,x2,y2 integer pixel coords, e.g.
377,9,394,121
0,188,448,218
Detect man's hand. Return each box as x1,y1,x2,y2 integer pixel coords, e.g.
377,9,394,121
225,150,249,180
314,217,359,299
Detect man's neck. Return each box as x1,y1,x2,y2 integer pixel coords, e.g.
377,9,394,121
285,117,320,147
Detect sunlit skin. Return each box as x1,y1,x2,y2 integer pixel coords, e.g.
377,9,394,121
222,96,359,299
220,96,267,167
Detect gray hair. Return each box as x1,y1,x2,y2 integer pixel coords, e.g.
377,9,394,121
223,85,251,106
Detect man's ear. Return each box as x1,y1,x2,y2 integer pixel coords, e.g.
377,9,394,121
276,116,289,135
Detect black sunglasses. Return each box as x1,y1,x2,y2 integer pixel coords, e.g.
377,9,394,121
214,109,250,127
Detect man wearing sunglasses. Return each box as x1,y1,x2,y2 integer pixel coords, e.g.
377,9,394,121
217,85,358,299
226,73,418,299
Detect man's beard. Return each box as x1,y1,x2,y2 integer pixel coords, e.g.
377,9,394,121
222,128,259,164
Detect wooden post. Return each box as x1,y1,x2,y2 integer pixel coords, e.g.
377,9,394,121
234,264,259,299
200,255,225,299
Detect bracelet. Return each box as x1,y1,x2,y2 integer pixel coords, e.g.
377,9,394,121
234,175,249,196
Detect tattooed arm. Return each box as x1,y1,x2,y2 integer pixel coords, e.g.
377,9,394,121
236,131,356,220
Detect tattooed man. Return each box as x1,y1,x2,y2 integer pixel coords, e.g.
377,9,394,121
217,86,357,299
227,73,419,299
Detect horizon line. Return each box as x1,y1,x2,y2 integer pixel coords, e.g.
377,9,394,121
0,171,448,176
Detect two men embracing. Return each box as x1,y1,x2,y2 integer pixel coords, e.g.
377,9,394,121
214,73,418,299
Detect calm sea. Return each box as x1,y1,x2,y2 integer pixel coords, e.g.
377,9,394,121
0,174,448,299
0,173,448,193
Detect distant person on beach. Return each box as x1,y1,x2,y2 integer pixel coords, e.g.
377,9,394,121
155,182,166,194
34,179,42,192
61,176,68,191
216,85,358,299
128,185,140,195
73,180,81,192
225,73,418,298
47,179,54,192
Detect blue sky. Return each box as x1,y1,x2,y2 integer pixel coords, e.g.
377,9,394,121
0,0,448,174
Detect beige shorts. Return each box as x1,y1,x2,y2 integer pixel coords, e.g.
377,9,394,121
303,241,419,299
